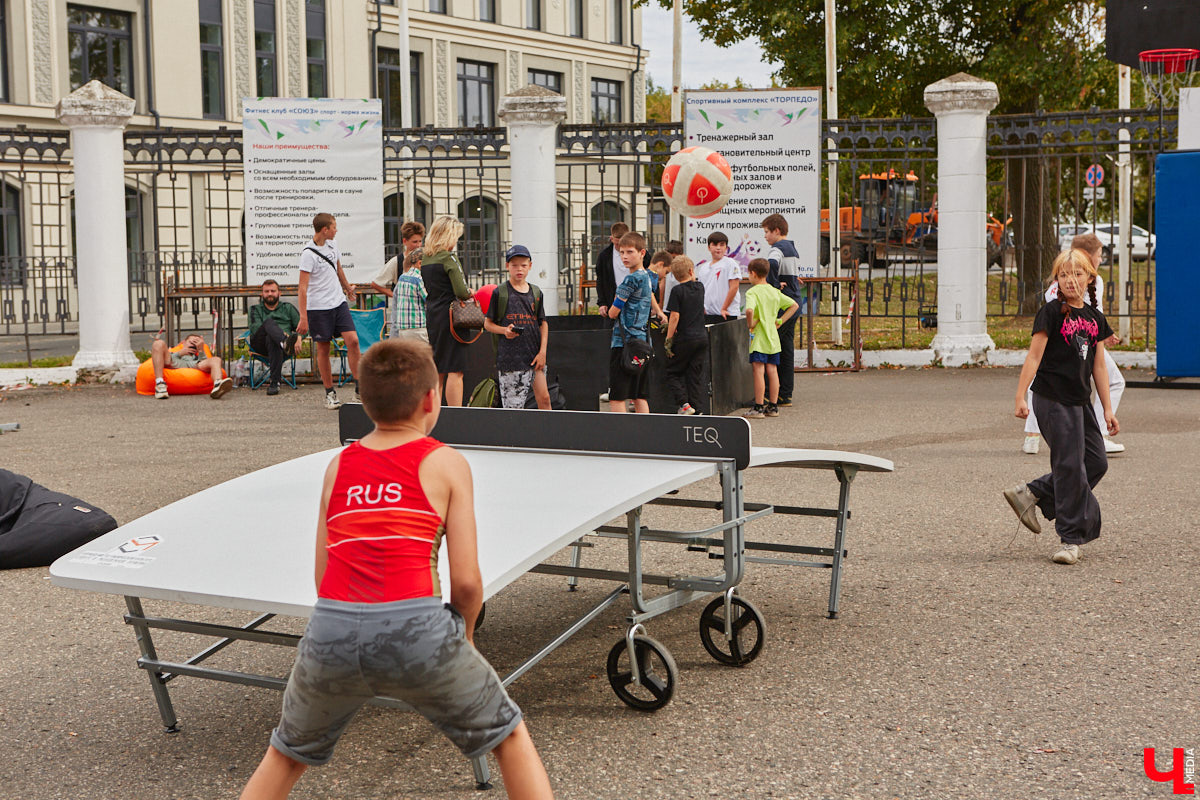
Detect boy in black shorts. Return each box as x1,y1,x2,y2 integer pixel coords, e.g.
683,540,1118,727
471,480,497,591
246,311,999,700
664,256,708,415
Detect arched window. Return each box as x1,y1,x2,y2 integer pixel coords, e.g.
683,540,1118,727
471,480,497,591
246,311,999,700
0,183,22,285
589,200,624,250
457,195,499,275
125,187,148,284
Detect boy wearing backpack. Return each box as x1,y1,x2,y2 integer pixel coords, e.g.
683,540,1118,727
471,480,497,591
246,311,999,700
483,245,550,410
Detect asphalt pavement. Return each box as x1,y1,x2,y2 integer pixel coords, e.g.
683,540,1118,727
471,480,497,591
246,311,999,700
0,368,1196,799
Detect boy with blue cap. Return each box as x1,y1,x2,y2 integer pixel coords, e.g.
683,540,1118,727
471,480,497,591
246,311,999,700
483,245,550,409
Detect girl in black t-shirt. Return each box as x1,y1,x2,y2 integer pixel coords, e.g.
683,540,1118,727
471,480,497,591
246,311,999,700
1004,249,1120,565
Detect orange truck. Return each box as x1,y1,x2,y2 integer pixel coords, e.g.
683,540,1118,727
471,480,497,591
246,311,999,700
820,170,1009,269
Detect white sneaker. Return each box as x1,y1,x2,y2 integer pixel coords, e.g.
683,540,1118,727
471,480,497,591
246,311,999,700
154,379,169,400
1002,484,1042,534
1022,435,1040,455
1104,437,1125,454
1051,544,1080,565
210,377,232,399
324,390,342,410
677,403,697,415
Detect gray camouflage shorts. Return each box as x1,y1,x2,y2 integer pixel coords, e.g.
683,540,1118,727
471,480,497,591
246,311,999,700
270,596,522,765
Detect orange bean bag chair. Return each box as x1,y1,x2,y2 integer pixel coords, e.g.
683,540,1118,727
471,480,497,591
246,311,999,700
135,342,227,396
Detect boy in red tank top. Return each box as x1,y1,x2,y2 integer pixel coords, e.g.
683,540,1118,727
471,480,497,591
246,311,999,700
241,339,553,799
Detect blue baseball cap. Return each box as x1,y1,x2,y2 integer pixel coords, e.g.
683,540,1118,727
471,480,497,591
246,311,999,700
505,244,532,262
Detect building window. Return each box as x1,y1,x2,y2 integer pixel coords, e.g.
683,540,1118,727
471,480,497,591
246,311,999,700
126,187,148,284
429,0,446,12
254,0,277,96
198,0,224,118
385,193,429,256
0,2,9,103
590,200,623,249
378,48,420,127
457,196,500,276
306,0,327,98
479,0,495,22
528,69,562,94
0,184,22,286
457,60,494,127
67,6,134,96
569,0,583,37
591,78,622,124
526,0,541,30
610,0,623,43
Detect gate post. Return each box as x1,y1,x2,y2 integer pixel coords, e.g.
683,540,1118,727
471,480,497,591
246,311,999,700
924,73,998,366
499,85,567,315
56,80,138,370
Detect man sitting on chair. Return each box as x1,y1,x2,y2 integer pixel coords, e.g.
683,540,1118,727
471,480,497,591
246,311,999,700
150,334,232,400
249,279,301,396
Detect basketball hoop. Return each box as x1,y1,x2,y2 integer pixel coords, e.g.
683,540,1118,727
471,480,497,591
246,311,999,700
1138,48,1200,107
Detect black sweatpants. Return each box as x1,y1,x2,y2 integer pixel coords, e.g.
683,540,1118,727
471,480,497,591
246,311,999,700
777,278,801,401
250,316,290,384
1027,392,1108,545
665,337,707,411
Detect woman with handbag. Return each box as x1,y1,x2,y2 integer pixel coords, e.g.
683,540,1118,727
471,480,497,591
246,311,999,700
421,216,476,405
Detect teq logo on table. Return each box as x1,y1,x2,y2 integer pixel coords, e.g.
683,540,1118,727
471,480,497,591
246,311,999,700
1144,747,1195,795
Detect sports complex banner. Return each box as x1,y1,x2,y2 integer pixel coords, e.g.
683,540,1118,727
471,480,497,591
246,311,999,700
682,89,821,277
242,98,383,286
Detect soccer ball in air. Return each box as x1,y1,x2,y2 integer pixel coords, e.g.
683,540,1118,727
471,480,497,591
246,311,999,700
661,146,733,218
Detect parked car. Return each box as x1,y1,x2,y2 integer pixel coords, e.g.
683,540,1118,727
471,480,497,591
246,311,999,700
1057,223,1155,260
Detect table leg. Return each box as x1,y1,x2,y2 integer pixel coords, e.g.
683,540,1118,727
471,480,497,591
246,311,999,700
826,466,857,620
124,596,180,732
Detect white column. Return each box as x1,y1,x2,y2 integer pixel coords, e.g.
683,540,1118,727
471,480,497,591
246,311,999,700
499,86,567,315
56,80,138,369
924,73,999,367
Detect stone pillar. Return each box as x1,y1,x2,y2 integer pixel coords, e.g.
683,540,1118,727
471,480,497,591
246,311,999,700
924,73,999,367
499,85,567,315
56,81,138,369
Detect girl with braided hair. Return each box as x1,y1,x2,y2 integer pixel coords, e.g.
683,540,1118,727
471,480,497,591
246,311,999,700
1004,248,1119,565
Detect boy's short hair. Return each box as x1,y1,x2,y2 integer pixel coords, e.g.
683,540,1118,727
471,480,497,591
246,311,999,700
1070,233,1103,256
610,222,630,238
358,339,439,424
666,240,685,255
761,213,788,235
313,212,335,233
649,249,673,267
748,258,770,278
669,255,694,281
403,248,423,270
400,221,425,240
261,279,280,289
617,231,646,251
707,231,729,246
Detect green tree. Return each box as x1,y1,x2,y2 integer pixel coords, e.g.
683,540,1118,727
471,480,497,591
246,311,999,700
646,76,672,122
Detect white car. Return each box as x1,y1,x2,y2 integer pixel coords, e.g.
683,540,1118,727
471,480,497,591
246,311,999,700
1057,223,1155,260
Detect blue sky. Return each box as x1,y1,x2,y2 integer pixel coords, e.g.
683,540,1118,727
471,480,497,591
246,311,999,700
641,4,780,90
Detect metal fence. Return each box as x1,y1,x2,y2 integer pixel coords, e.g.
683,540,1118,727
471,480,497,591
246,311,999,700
0,110,1174,356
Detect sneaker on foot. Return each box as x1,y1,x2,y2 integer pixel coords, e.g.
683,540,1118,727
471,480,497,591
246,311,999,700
324,390,342,410
1002,484,1042,534
1104,436,1125,454
1051,543,1080,565
210,377,233,399
677,403,697,415
775,396,793,407
154,379,169,400
282,331,299,356
266,383,280,396
743,405,765,419
764,403,780,417
1022,435,1041,455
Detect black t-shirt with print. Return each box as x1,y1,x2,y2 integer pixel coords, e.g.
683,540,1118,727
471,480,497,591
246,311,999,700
1030,301,1113,406
487,282,546,373
666,280,707,342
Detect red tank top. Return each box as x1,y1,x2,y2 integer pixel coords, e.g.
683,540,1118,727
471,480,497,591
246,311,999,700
318,437,446,603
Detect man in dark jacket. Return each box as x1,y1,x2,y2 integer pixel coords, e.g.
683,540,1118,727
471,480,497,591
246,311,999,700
594,221,652,315
248,279,301,395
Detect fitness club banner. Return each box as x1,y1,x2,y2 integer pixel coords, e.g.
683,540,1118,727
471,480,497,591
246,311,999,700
242,98,384,286
682,88,821,277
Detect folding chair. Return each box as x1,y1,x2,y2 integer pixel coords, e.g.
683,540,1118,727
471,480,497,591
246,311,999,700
239,330,298,390
333,307,386,385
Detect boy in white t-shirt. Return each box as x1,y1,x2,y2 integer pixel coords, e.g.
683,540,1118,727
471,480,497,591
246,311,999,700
696,231,745,325
297,212,360,410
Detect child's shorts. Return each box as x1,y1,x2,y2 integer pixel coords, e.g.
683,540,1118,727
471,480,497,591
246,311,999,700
270,596,522,766
608,347,649,401
749,351,781,365
498,368,534,409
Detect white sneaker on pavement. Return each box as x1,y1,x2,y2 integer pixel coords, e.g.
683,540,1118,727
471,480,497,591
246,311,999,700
1051,544,1080,565
154,379,169,400
1104,437,1125,454
1022,435,1040,454
210,377,232,399
324,390,342,410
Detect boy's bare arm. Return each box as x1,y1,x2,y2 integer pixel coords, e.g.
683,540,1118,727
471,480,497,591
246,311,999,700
533,321,548,370
297,271,311,336
1014,332,1047,418
665,310,680,340
435,448,484,643
313,455,340,590
483,317,516,337
777,298,799,325
745,306,756,332
721,278,739,316
1092,341,1119,434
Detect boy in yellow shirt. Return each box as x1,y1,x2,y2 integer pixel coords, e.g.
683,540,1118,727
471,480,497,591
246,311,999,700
743,258,798,418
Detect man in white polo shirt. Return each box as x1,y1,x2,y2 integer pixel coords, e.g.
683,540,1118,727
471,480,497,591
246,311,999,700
297,212,360,410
